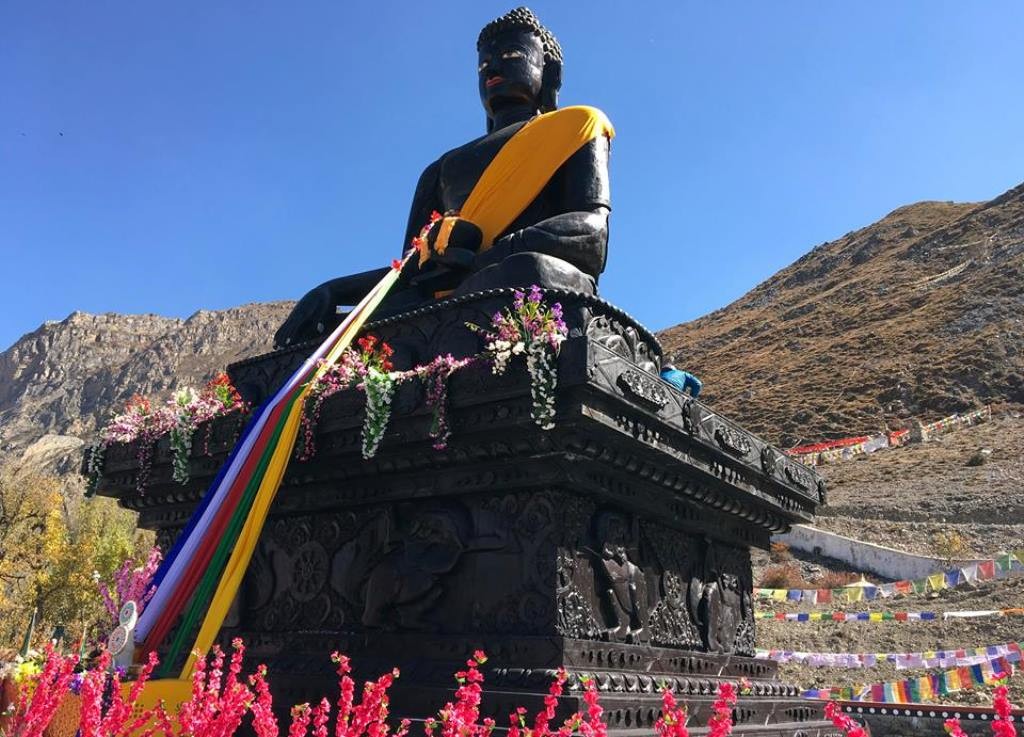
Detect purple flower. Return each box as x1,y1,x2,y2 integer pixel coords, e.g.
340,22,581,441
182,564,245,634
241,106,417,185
528,285,543,304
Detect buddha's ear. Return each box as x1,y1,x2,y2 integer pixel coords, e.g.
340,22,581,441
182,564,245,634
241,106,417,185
540,61,562,113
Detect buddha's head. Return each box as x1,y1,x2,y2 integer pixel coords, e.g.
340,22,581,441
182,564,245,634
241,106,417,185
477,7,562,131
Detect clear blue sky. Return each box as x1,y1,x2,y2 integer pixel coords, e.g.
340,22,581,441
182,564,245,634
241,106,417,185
3,2,1023,352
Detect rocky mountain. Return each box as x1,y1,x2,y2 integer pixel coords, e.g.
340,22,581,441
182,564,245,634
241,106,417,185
0,303,293,471
660,182,1024,447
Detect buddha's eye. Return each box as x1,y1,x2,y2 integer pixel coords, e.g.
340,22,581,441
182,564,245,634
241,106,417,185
501,50,524,60
478,61,489,73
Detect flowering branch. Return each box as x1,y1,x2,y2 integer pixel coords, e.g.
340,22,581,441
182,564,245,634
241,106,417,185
992,684,1018,737
654,686,689,737
5,644,79,737
824,701,868,737
96,546,162,630
706,682,737,737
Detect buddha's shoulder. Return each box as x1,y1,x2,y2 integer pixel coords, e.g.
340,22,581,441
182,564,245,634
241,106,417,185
428,124,525,167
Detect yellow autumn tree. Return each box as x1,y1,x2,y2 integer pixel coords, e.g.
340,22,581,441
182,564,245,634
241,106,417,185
0,465,59,648
0,464,149,651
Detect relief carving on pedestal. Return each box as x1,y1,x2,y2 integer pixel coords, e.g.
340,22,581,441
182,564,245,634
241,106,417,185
243,494,755,657
681,398,704,437
714,424,752,458
590,511,647,643
696,542,755,656
586,314,661,374
555,550,601,639
647,571,700,649
641,524,702,649
760,446,779,475
617,369,669,408
330,501,510,630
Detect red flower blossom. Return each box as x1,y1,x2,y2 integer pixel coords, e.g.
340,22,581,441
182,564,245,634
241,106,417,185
824,701,868,737
655,687,689,737
944,717,968,737
706,682,737,737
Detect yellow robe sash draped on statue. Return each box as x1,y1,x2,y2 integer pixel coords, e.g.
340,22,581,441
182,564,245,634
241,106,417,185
418,105,614,266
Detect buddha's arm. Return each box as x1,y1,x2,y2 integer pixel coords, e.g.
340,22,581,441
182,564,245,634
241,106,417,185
402,159,444,256
484,135,611,278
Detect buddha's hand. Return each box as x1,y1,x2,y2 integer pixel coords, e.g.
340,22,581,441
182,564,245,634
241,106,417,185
471,236,512,271
428,217,482,270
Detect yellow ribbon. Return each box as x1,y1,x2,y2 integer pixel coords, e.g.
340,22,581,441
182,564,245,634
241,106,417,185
429,105,614,259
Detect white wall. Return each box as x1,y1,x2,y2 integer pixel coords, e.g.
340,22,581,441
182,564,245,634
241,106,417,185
774,524,990,580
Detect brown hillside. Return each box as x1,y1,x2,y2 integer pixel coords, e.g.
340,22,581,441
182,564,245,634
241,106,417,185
660,183,1024,447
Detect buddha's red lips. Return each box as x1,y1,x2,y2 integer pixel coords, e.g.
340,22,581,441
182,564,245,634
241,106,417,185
485,77,504,88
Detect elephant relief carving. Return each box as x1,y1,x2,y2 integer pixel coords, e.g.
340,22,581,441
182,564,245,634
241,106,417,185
330,502,505,630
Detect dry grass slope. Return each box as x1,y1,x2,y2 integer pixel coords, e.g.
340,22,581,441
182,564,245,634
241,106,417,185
660,183,1024,448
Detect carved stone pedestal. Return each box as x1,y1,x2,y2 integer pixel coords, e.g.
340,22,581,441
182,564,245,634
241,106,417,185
96,289,838,736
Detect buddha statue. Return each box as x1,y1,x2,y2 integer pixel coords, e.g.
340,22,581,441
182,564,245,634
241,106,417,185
275,7,613,348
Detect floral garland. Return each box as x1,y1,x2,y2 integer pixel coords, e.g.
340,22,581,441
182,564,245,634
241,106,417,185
286,287,569,460
91,288,571,476
468,285,568,429
88,373,245,494
169,374,245,483
361,367,396,459
296,357,363,461
84,442,106,496
97,394,176,493
414,354,477,450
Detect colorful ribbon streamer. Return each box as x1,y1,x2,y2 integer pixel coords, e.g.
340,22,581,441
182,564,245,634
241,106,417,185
134,255,409,678
787,408,990,466
800,657,1014,703
756,609,1024,622
757,642,1023,669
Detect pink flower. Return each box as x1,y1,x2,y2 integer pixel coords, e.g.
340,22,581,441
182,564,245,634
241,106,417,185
97,546,162,629
992,684,1018,737
824,701,868,737
705,682,737,737
944,717,968,737
654,687,689,737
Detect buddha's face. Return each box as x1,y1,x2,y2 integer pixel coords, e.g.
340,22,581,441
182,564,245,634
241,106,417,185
478,29,545,117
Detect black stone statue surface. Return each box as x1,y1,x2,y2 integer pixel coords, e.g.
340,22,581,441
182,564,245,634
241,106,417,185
93,8,844,736
275,7,611,349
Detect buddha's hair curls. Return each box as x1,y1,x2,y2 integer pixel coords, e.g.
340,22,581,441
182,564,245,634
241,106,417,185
477,7,563,66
